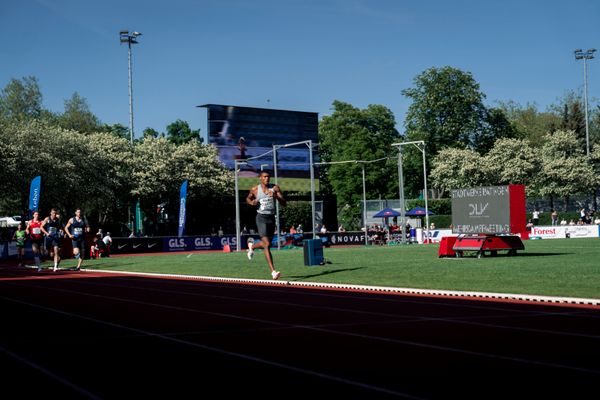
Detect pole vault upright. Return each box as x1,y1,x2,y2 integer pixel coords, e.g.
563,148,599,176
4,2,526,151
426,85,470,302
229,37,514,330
234,148,275,252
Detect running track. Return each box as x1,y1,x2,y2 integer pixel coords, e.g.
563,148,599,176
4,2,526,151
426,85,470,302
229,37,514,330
1,266,599,399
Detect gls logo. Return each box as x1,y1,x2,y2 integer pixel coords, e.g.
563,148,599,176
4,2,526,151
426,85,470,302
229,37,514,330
220,237,237,246
169,238,186,248
469,203,489,216
194,237,212,247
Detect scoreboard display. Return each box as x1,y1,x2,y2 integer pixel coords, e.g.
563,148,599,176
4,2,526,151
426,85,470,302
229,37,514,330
451,184,526,235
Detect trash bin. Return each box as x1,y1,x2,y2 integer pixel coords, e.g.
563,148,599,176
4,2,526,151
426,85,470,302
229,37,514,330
303,239,324,266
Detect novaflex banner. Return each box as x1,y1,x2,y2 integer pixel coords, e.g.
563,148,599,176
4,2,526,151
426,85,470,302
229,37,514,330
178,180,188,237
165,235,239,252
29,175,41,215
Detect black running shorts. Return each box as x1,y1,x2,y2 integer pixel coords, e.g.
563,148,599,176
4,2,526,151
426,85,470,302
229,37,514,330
256,213,275,238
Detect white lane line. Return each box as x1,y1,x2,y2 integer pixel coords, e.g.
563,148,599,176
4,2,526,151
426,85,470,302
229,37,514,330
86,269,600,308
67,277,600,341
0,344,101,399
4,281,600,375
0,294,421,399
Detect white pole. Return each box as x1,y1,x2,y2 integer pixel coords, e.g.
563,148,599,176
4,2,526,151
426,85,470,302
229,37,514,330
234,160,241,252
421,144,430,242
362,163,368,245
127,41,134,145
309,140,316,239
273,145,281,250
583,57,590,156
398,147,406,244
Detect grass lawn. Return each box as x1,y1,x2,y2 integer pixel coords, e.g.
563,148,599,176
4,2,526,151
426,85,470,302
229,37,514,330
75,238,600,299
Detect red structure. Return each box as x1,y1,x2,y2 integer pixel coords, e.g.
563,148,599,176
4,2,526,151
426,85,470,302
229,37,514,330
439,184,526,258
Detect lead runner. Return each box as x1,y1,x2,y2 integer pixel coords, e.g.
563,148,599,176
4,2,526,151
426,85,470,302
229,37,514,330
246,170,286,280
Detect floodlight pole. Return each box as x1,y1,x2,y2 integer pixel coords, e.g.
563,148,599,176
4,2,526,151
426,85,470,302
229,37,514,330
361,163,368,246
574,48,596,156
119,30,142,145
392,140,429,244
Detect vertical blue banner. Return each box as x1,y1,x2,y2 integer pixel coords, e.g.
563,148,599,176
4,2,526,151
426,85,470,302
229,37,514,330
29,175,41,217
178,180,188,237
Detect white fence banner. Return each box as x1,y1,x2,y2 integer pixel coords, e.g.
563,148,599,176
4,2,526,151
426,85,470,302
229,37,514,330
530,225,599,239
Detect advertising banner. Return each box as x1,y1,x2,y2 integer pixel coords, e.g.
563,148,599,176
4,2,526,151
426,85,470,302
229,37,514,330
327,232,367,246
29,175,41,216
529,225,599,239
178,180,188,237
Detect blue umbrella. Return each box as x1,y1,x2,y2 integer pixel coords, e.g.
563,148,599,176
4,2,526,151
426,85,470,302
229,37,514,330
405,206,434,216
373,208,401,218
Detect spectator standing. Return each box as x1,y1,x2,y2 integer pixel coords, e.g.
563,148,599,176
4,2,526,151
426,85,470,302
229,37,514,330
102,232,113,257
532,209,541,226
551,209,558,226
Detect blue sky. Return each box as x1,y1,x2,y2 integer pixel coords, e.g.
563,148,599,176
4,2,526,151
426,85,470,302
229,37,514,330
2,0,599,141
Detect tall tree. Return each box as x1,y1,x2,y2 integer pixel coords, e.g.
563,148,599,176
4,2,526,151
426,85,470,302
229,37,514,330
166,119,202,145
497,100,561,147
319,101,400,228
538,130,596,210
402,66,487,155
0,76,43,122
59,92,102,134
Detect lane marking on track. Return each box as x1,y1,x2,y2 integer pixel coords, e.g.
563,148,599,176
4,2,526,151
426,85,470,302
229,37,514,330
0,294,422,399
0,344,101,399
83,269,600,309
3,281,600,376
62,276,600,341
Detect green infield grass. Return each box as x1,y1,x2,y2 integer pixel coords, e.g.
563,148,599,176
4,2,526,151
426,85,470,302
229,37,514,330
75,238,600,299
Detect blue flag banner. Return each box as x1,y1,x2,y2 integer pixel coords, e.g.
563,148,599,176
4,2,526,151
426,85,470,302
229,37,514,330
29,176,41,216
178,180,188,237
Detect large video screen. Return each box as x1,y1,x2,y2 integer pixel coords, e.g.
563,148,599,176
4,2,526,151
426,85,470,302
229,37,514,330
200,104,319,190
451,185,511,234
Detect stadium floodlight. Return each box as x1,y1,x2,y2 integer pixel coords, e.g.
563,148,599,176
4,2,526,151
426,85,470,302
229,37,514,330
574,48,596,156
391,141,430,244
120,30,142,145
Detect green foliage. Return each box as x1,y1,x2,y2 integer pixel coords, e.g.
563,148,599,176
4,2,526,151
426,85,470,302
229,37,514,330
406,198,451,215
430,147,489,193
319,100,400,206
0,76,43,122
497,100,561,147
59,92,102,134
279,201,312,231
537,130,597,207
402,66,487,154
166,119,202,145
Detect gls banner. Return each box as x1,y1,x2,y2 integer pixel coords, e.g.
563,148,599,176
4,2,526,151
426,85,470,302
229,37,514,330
165,235,239,252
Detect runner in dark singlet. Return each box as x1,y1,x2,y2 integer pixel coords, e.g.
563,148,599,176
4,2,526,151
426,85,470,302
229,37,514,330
41,208,63,272
64,208,89,271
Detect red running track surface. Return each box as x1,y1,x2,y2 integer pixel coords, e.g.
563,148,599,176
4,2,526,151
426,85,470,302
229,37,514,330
1,265,599,399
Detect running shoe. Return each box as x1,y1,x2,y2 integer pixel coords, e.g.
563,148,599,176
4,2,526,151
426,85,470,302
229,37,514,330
247,242,254,260
271,270,281,280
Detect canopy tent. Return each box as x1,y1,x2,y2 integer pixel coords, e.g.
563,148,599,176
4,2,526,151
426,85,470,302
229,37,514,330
405,206,434,216
372,208,401,218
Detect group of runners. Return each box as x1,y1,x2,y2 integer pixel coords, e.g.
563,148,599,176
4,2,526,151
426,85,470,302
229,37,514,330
12,208,89,272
